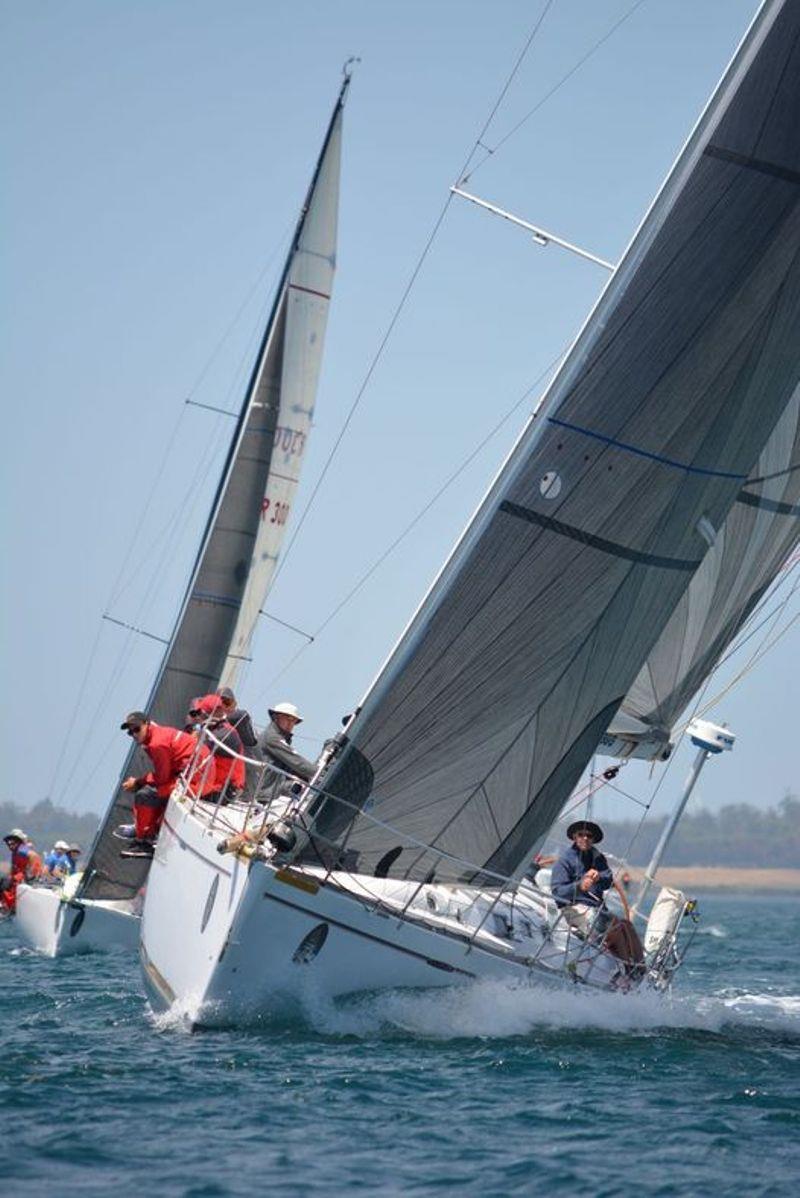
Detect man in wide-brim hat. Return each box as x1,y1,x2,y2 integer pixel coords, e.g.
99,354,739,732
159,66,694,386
256,701,318,806
550,819,644,975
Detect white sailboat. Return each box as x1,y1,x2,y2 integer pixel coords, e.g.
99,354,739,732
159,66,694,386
14,75,349,956
137,0,800,1025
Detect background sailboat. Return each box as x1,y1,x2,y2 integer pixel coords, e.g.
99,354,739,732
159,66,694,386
14,76,348,954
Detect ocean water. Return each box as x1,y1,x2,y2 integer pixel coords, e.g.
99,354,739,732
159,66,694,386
1,892,797,1197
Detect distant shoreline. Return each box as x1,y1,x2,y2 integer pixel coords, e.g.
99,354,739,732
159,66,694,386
626,866,800,892
3,863,797,891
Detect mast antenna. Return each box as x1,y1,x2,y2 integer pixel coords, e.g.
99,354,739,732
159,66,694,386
343,56,361,79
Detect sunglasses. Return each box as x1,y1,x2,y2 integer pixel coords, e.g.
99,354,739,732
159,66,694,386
125,725,144,736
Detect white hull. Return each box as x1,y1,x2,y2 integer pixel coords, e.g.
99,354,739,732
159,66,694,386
141,796,628,1027
15,883,140,957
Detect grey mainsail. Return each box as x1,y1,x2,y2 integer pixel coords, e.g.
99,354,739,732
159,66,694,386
306,0,800,884
616,386,800,745
80,80,347,902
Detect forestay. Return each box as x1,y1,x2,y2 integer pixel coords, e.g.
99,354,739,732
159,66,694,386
306,0,800,885
80,83,346,902
618,384,800,742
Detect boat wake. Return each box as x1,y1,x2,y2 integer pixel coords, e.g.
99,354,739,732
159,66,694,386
300,978,800,1041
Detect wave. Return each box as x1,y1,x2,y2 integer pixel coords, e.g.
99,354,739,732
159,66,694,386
147,992,205,1035
300,978,800,1041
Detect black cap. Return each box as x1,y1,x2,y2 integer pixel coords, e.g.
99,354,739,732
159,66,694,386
218,687,235,702
120,711,148,730
567,820,604,844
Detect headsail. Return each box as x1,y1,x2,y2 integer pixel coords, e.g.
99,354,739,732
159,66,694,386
306,0,800,884
614,386,800,749
80,79,347,902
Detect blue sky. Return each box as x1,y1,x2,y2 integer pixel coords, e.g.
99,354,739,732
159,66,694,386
2,0,797,834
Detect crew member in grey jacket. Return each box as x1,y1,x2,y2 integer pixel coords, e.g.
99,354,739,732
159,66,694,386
257,701,317,804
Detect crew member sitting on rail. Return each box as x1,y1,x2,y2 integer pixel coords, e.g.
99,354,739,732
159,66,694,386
188,694,246,804
216,687,260,798
550,820,644,976
217,687,258,755
257,701,317,805
1,829,43,914
116,711,213,857
43,839,72,878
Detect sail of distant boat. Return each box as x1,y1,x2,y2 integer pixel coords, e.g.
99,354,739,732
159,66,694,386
78,78,347,903
304,0,800,886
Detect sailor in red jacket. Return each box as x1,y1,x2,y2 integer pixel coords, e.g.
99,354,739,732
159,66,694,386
115,711,213,857
188,695,246,803
1,829,44,914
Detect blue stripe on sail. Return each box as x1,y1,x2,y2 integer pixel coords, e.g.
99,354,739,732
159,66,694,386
547,417,748,480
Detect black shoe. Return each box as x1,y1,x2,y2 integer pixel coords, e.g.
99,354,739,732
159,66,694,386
113,824,137,841
120,841,155,859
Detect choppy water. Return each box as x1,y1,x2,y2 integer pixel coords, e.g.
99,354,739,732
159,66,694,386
1,893,798,1196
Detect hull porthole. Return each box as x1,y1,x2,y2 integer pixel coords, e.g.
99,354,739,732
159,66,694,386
201,875,219,933
292,922,329,965
69,908,86,938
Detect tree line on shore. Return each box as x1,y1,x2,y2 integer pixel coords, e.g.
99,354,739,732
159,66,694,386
2,793,798,871
600,793,798,869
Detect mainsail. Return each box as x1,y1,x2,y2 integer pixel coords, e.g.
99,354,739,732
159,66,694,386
306,0,800,885
615,386,800,745
80,79,347,902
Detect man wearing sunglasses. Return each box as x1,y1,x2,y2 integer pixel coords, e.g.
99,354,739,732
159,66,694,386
550,820,644,977
115,712,213,857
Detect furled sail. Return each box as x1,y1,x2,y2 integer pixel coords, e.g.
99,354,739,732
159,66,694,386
612,385,800,750
80,80,346,902
306,0,800,885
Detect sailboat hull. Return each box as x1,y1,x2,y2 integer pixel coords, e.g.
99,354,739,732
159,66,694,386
15,883,140,957
140,797,622,1027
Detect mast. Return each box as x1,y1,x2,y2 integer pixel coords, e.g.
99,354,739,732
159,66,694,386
79,74,349,902
631,719,735,916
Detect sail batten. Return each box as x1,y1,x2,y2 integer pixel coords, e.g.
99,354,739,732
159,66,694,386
79,82,347,902
305,0,800,885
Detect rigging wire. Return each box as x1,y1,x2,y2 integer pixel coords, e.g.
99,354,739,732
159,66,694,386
697,563,800,681
459,0,649,185
55,241,289,809
268,2,555,593
615,569,800,875
252,348,566,699
693,592,800,721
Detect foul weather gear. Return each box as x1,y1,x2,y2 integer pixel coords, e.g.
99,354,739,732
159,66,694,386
1,842,44,914
131,723,213,840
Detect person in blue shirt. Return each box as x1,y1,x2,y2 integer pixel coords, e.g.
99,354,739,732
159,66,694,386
550,820,644,976
43,840,72,879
